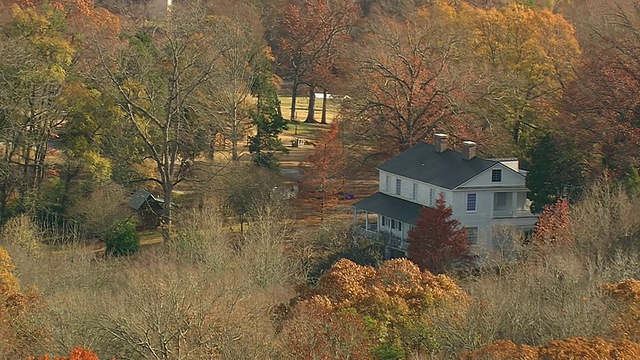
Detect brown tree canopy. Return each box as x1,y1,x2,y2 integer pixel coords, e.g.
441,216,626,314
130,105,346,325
344,5,478,156
558,2,640,176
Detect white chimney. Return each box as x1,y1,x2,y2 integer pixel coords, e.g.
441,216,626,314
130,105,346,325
434,134,448,153
462,141,477,161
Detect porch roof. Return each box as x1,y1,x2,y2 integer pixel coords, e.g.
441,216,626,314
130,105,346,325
353,192,423,225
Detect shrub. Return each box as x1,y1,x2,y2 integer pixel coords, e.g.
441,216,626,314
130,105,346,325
102,221,139,257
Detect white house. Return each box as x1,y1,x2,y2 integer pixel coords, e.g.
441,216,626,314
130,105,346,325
353,134,538,258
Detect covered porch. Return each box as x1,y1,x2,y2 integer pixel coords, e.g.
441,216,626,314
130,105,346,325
352,192,423,255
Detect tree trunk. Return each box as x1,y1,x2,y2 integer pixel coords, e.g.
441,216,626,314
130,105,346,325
305,85,316,123
162,183,173,242
321,88,328,124
231,100,239,161
513,118,521,145
290,81,299,122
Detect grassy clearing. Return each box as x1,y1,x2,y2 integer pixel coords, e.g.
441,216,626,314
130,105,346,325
279,96,341,123
283,121,327,138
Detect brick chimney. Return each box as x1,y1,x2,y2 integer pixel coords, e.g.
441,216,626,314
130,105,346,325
434,134,448,153
462,141,477,161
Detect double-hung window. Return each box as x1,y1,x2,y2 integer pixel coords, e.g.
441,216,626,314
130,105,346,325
466,227,478,245
385,175,390,192
412,183,418,200
466,193,477,212
429,188,435,206
396,179,402,196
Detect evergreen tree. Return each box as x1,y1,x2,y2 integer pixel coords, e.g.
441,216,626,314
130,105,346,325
248,49,288,170
525,134,587,213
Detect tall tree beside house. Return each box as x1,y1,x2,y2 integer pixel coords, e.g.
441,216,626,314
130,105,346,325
464,3,581,151
557,1,640,179
344,5,477,156
300,123,346,221
407,194,471,274
524,134,587,214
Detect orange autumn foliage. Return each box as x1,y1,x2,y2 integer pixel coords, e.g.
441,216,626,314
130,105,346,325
0,247,42,358
460,337,640,359
315,258,469,310
280,259,469,356
279,296,376,359
603,279,640,341
310,259,469,351
459,339,538,360
27,346,103,360
0,247,19,297
29,346,102,360
532,199,573,248
300,123,347,220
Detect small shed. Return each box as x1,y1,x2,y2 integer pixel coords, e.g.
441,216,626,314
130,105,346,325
128,189,164,229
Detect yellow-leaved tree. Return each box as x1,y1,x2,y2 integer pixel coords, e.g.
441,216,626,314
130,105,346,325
462,3,581,150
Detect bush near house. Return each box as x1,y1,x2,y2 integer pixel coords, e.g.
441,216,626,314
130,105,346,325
102,220,139,257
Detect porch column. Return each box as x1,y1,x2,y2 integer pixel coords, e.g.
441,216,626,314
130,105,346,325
512,192,517,217
365,211,369,230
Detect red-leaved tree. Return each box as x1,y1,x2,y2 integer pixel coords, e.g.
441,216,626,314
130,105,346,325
532,199,573,249
407,194,470,274
300,123,346,221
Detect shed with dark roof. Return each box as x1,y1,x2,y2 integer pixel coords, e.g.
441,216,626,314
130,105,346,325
128,189,164,229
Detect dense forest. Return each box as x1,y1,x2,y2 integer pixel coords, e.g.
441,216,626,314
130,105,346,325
0,0,639,358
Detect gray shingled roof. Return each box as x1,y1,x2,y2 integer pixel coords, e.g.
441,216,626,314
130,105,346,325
353,192,423,225
128,189,164,210
377,142,497,190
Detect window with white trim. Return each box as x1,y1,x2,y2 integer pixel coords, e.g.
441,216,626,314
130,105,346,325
396,179,402,196
466,193,477,212
492,169,502,182
381,216,387,227
391,219,396,229
429,188,435,206
466,227,478,245
412,183,418,200
385,175,390,192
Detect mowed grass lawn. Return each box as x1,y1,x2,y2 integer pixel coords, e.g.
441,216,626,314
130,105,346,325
279,96,341,123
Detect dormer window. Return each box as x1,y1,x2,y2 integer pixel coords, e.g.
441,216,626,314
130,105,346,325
492,169,502,182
